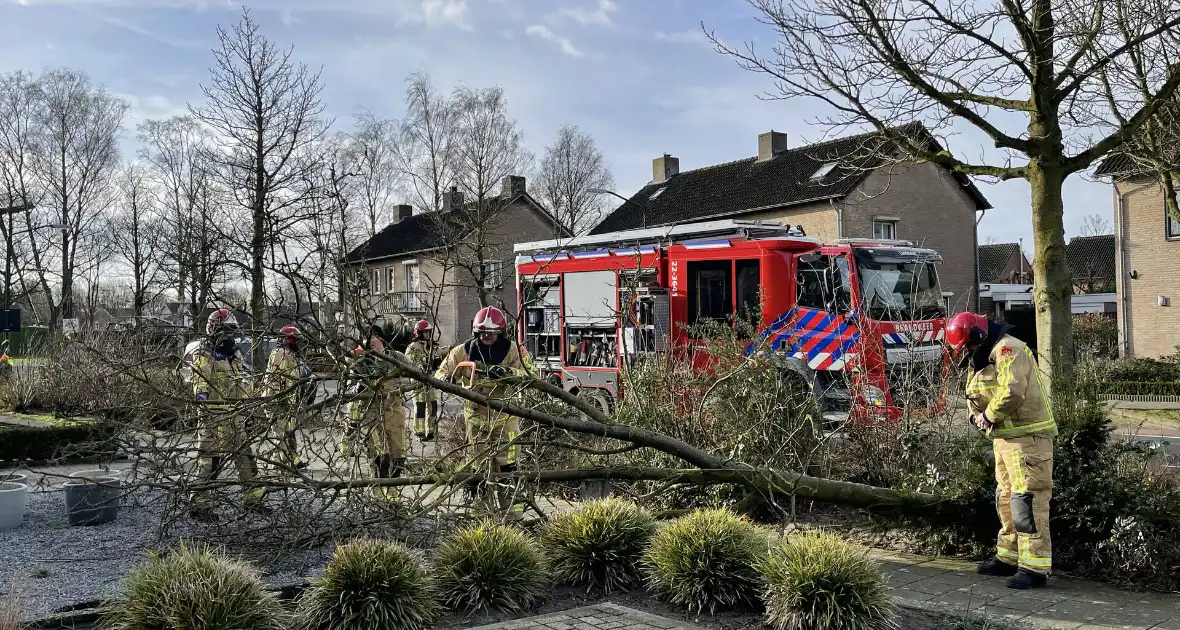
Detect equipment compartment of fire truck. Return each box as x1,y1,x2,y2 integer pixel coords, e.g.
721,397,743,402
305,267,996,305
514,219,950,421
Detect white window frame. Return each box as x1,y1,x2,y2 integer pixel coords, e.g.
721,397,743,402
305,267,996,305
369,269,380,295
385,267,396,293
404,263,420,293
873,220,897,241
480,260,504,290
1166,200,1180,240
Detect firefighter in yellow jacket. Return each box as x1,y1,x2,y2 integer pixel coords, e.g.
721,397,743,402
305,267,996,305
263,325,313,471
435,306,534,518
345,325,407,500
407,319,442,442
948,312,1056,590
187,309,265,522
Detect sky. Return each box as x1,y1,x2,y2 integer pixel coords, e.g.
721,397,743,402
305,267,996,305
0,0,1116,248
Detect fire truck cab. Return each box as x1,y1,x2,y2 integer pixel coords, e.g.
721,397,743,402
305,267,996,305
514,219,949,421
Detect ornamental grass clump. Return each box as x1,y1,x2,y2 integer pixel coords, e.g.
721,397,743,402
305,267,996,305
541,498,656,594
299,539,441,630
760,530,897,630
643,508,769,614
434,520,548,613
106,543,287,630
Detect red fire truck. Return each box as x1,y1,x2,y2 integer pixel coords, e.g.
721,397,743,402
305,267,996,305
514,219,950,421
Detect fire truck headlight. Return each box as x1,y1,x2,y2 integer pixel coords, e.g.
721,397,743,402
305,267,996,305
860,384,887,407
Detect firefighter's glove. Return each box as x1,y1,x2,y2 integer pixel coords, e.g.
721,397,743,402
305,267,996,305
486,364,509,379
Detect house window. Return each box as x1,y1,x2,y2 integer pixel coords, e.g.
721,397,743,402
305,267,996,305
385,267,396,293
404,263,420,292
480,260,504,289
369,269,380,295
1167,203,1180,239
810,162,837,181
873,220,897,241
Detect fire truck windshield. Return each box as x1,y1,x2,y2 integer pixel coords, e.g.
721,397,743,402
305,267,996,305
854,250,944,321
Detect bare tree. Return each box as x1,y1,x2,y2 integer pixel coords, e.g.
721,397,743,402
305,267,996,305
349,111,402,236
111,163,166,316
0,71,44,313
138,116,224,330
1080,213,1113,237
535,124,615,233
27,68,127,327
707,0,1180,390
398,72,456,213
190,8,327,364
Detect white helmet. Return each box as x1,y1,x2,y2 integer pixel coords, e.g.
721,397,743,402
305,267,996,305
206,308,239,337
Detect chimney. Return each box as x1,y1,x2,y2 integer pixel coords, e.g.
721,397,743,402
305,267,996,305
653,153,679,184
500,175,526,198
396,204,413,222
758,130,788,162
442,187,464,212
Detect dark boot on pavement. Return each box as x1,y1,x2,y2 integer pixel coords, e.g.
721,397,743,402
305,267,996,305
977,557,1019,577
1007,569,1048,590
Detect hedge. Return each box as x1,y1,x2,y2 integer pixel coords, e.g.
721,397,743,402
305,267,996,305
1099,381,1180,396
0,420,119,463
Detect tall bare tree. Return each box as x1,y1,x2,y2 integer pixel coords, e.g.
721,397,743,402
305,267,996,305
708,0,1180,389
138,116,224,330
348,111,402,236
28,68,127,327
535,124,615,233
190,8,327,363
111,163,166,316
1080,213,1113,237
0,71,44,313
399,71,456,213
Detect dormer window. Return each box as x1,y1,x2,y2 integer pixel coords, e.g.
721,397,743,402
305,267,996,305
810,162,837,181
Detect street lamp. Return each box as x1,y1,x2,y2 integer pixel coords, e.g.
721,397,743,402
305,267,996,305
587,188,648,229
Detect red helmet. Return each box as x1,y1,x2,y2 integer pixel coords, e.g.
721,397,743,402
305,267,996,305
206,308,239,336
279,324,301,346
414,319,433,338
946,312,989,353
472,306,507,334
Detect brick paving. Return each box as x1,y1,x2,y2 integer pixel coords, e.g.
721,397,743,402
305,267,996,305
464,603,707,630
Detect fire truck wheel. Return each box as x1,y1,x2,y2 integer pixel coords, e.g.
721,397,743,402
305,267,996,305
576,389,614,418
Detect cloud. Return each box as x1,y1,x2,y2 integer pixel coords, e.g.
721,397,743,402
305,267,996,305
418,0,469,29
525,24,584,58
558,0,616,26
654,29,707,45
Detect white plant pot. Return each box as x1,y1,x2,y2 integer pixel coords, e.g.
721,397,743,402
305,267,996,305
69,469,123,483
1,472,27,485
0,481,28,531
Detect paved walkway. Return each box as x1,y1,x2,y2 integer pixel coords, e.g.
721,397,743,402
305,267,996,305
466,604,706,630
875,550,1180,629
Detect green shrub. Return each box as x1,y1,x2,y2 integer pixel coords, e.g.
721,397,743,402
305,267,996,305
106,543,287,630
541,498,656,593
0,420,118,463
299,539,440,630
434,520,548,613
760,530,897,630
643,508,768,614
1073,314,1118,359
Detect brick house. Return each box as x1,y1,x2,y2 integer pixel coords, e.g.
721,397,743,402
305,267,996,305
343,176,568,347
590,123,992,312
976,242,1033,320
1096,155,1180,358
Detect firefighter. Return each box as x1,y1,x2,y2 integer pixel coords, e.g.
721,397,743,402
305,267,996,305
344,324,407,500
263,324,312,471
435,306,534,519
947,311,1056,590
406,319,441,442
188,309,265,522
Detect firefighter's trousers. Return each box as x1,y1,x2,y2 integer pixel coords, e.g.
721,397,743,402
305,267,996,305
462,414,522,518
345,392,407,500
994,436,1054,575
414,400,439,439
268,404,303,470
194,406,264,508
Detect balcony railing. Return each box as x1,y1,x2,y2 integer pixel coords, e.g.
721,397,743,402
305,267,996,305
373,291,428,314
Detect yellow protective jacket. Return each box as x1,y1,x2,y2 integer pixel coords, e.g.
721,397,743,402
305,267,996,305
189,343,249,406
965,334,1056,439
264,346,302,405
405,340,441,402
435,337,534,426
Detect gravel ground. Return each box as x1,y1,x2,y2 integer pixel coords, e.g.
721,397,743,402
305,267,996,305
0,485,334,622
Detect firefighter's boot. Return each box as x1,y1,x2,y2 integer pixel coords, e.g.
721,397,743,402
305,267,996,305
1006,569,1047,590
496,463,526,522
977,557,1019,577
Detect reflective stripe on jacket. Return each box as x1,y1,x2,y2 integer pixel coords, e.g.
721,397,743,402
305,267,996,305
965,334,1056,439
188,346,249,404
264,346,301,404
